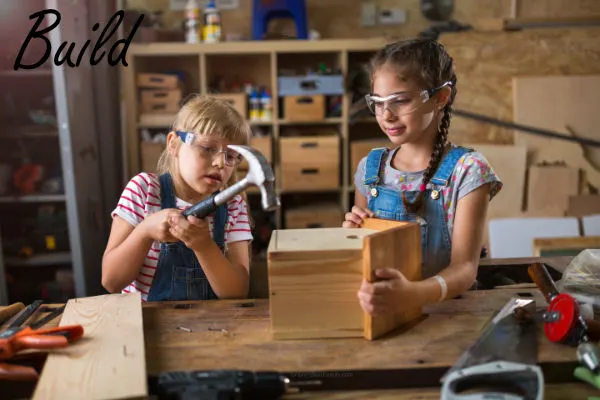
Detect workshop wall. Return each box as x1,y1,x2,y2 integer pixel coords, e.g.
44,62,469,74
125,0,600,39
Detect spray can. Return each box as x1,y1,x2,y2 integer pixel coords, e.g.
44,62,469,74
249,88,261,121
185,0,201,44
260,88,272,121
202,0,222,43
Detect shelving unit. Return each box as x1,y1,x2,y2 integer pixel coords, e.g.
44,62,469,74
124,39,390,215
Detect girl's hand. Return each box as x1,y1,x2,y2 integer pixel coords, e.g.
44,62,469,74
343,206,374,228
168,214,212,252
357,269,420,316
139,208,180,243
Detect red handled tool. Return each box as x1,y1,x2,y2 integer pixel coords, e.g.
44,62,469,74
0,301,84,381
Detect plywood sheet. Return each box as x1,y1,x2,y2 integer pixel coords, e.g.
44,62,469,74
512,75,600,189
33,293,147,400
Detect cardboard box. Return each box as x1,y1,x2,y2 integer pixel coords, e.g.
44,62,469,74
267,218,422,340
283,95,325,121
140,89,182,114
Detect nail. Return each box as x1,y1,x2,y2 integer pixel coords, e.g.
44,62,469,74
177,326,192,333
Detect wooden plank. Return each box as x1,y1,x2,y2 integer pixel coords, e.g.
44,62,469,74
362,221,422,340
512,75,600,190
533,236,600,257
33,293,148,400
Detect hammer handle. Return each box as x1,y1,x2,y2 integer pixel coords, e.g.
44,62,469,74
0,303,25,325
528,263,560,303
182,194,217,219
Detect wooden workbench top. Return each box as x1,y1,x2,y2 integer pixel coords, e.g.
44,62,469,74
142,286,591,396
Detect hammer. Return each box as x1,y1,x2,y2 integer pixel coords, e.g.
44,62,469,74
183,145,280,219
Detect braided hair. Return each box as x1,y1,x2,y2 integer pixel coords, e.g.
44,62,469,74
368,38,457,214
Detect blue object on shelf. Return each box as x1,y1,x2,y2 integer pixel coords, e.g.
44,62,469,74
278,75,344,96
252,0,308,40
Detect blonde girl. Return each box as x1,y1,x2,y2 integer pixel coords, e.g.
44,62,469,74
102,95,253,302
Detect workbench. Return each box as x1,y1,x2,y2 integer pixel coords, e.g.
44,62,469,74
143,286,597,398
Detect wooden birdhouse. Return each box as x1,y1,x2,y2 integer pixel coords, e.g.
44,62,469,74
267,218,422,340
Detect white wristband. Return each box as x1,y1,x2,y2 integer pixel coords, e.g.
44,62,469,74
433,275,447,302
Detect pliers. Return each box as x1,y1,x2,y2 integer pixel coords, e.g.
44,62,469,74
0,300,84,381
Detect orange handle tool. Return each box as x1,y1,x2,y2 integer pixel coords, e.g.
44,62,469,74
0,324,84,360
0,362,39,381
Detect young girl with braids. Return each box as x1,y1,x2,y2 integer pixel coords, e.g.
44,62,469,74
344,38,503,316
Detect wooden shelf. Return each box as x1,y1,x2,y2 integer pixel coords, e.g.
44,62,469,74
5,251,72,267
0,194,66,203
278,118,343,125
138,114,274,128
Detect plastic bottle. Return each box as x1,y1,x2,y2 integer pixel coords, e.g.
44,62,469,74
202,0,222,44
185,0,201,44
260,88,272,121
249,88,261,122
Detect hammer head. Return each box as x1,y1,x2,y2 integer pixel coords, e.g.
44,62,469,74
228,144,280,212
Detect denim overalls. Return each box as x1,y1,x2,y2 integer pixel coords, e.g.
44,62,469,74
146,173,227,301
363,146,472,279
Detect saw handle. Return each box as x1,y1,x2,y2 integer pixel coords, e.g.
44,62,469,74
182,194,217,219
528,263,560,303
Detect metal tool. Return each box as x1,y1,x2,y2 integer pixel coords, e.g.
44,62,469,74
528,263,600,345
440,296,544,400
0,301,83,381
0,302,25,325
151,369,295,400
183,145,280,219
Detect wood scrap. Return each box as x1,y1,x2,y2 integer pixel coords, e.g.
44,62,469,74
33,293,147,400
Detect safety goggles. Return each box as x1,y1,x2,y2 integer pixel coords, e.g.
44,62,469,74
364,81,453,117
176,131,243,167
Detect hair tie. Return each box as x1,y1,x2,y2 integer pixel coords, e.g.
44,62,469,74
419,183,426,192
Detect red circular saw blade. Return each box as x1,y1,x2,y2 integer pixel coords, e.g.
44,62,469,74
544,293,579,343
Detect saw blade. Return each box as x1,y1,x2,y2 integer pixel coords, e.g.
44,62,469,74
441,297,538,382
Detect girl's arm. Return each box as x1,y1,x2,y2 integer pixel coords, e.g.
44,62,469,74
102,216,154,293
192,239,250,299
414,183,492,305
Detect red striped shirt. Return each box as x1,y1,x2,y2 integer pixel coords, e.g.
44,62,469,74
111,172,253,301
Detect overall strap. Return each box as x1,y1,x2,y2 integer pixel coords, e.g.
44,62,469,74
159,173,177,209
363,147,389,186
212,204,228,250
430,146,473,187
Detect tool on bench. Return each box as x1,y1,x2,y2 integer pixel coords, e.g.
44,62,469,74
0,302,25,325
440,296,544,400
152,369,296,400
182,145,280,219
528,263,600,345
528,263,600,391
0,300,83,381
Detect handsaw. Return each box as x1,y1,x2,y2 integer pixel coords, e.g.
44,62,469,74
440,296,544,400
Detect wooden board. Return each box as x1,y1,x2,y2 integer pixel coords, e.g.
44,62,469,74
512,75,600,189
533,236,600,257
33,293,148,400
362,220,422,340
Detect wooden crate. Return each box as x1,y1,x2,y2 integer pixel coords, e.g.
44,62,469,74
285,203,343,229
268,218,422,340
283,95,325,121
210,93,248,119
238,136,272,172
136,73,180,90
281,163,339,190
140,89,182,114
280,136,339,164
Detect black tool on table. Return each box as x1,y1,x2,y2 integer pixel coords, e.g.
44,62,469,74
151,369,295,400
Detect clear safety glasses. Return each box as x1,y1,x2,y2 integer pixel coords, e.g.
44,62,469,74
364,81,453,117
176,131,243,167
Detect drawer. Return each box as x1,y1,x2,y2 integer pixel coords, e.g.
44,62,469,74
285,204,344,229
137,73,180,89
350,139,393,179
281,164,339,191
210,93,248,119
239,136,272,171
278,75,344,96
140,89,182,114
284,95,325,121
280,136,339,165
